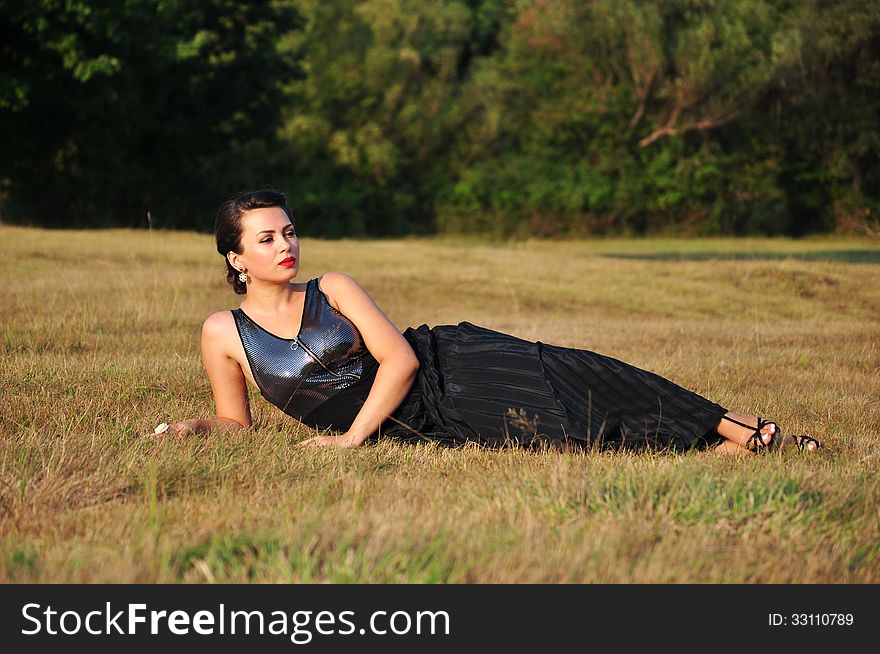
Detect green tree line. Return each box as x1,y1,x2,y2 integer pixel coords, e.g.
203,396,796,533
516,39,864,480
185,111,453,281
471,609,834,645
1,0,878,236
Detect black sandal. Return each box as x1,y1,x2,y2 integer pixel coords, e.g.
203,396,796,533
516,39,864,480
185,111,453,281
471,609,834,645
789,434,822,452
722,415,780,450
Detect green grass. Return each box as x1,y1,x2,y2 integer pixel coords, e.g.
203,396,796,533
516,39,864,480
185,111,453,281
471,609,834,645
1,224,879,582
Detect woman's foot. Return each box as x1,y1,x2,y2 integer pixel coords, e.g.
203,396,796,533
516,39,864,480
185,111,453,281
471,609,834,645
717,413,779,451
716,412,821,453
775,434,822,452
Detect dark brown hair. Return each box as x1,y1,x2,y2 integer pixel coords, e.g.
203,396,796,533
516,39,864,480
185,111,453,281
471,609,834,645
215,189,295,294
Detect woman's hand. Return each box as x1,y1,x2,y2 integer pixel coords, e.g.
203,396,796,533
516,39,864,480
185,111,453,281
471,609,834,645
149,420,198,437
298,432,364,448
148,418,246,437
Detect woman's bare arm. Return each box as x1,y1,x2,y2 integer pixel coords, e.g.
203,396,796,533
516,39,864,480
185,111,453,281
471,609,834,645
299,272,418,447
158,312,252,436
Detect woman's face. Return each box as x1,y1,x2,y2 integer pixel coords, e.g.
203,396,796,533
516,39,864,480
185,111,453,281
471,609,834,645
229,207,300,286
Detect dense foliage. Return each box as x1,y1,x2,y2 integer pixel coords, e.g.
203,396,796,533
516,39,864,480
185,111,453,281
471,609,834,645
1,0,878,236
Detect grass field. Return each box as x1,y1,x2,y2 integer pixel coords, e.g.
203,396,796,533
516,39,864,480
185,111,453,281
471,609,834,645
1,224,879,583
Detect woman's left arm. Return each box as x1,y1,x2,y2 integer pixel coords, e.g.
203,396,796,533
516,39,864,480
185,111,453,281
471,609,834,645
298,271,419,448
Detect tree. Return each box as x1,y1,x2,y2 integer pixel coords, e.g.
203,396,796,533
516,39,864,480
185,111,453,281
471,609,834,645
439,0,805,235
279,0,510,235
0,0,304,227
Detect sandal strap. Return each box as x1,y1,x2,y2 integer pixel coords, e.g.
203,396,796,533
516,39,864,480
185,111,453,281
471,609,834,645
723,415,776,432
722,415,756,430
745,432,765,449
723,415,778,449
793,434,821,451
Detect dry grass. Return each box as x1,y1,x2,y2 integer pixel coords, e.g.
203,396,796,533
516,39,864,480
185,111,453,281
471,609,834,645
1,224,878,582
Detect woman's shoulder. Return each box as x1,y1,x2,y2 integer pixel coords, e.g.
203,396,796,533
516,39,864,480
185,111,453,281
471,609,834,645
317,270,356,287
316,271,364,308
317,271,367,296
201,309,238,340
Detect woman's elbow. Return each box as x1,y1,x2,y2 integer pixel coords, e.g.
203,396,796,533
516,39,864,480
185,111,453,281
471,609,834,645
377,344,419,375
388,350,419,377
404,350,419,375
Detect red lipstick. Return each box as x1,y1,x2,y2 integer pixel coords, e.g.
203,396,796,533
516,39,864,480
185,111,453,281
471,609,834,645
279,256,296,268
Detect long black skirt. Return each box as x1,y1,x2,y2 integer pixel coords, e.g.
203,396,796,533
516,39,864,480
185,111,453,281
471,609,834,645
380,322,728,451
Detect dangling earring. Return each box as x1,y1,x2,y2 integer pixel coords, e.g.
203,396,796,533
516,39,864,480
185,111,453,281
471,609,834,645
238,270,248,284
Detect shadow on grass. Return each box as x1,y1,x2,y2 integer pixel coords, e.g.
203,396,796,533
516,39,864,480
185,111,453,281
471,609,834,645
601,250,880,264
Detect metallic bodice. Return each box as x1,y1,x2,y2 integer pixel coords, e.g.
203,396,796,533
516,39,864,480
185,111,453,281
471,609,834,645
232,278,379,429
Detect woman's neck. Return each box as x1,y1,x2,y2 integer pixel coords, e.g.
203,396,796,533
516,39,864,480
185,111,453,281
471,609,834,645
240,280,304,316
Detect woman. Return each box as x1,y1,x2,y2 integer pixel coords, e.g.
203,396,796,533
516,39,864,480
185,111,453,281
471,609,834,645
157,189,821,455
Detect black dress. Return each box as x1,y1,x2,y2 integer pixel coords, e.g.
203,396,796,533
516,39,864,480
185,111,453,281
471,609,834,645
232,277,728,451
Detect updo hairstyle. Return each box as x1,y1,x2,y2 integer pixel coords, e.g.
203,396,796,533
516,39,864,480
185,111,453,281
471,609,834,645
215,189,295,294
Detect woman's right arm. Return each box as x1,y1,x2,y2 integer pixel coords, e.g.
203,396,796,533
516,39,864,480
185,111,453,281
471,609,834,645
162,312,252,436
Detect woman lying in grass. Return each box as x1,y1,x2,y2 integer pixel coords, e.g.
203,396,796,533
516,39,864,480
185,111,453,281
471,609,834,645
155,189,821,455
